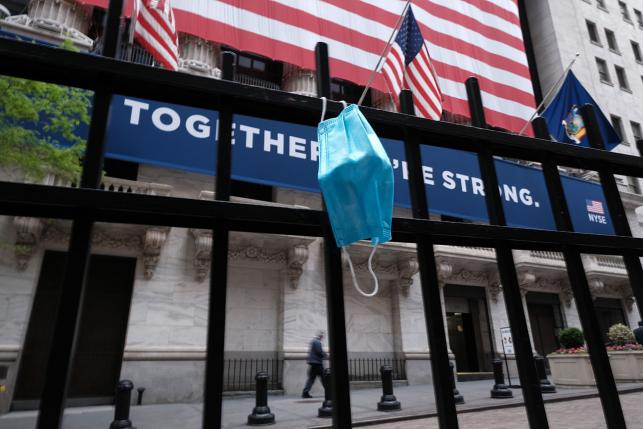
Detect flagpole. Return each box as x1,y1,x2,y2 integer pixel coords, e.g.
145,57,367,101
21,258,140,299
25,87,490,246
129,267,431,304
357,0,412,106
518,52,580,136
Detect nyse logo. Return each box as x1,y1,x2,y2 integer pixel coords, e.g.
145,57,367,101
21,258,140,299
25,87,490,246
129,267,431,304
586,199,607,224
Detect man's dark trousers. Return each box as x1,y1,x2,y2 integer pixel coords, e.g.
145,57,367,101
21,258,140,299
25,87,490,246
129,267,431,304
303,363,325,395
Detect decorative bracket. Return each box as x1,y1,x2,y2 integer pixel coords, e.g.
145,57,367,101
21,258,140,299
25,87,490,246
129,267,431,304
397,257,419,296
190,229,213,282
286,244,309,289
13,217,45,270
142,227,170,280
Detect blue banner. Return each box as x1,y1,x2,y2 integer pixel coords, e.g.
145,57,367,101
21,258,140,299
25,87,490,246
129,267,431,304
105,95,615,235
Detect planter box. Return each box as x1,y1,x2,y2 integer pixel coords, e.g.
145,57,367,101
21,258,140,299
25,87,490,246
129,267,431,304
548,351,643,386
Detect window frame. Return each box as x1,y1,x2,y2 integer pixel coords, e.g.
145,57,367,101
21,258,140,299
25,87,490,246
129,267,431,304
605,28,620,53
596,57,612,84
610,114,626,143
587,20,602,45
615,65,631,91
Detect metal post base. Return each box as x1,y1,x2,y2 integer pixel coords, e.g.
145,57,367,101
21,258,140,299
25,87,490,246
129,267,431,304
540,382,557,394
247,406,275,425
377,394,401,411
318,400,333,418
109,421,135,429
491,384,514,398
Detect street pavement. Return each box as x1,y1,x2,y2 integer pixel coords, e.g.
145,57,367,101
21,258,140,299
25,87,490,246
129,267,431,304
1,380,642,428
370,392,643,429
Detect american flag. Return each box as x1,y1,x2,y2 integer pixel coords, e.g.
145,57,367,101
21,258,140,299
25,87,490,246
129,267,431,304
586,200,605,215
132,0,179,71
79,0,536,133
381,6,442,120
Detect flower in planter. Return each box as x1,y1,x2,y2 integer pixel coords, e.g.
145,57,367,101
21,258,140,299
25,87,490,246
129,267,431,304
606,343,643,352
607,324,635,346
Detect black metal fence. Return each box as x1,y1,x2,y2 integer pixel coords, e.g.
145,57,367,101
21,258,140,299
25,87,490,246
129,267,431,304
222,359,282,392
348,358,406,382
1,1,642,428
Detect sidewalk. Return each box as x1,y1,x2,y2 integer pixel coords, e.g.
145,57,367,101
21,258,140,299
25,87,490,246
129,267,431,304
2,380,642,429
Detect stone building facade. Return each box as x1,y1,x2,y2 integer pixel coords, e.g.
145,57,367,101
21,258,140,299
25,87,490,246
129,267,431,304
1,0,642,413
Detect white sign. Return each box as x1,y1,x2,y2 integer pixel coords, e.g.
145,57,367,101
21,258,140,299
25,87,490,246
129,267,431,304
500,327,514,355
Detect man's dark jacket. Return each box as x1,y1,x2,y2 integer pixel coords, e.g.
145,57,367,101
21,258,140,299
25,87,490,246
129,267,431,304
634,326,643,346
307,337,326,364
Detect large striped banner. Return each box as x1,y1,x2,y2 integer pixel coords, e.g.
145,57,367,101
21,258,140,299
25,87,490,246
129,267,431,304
79,0,536,134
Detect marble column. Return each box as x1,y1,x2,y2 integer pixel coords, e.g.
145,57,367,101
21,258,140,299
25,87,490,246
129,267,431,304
279,240,327,395
519,287,538,354
560,284,583,330
1,0,94,49
391,268,431,385
178,34,220,78
438,282,454,356
282,64,317,97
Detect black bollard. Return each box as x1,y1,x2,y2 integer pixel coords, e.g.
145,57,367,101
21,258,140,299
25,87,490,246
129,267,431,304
490,359,513,398
109,380,135,429
448,362,464,404
377,365,401,411
247,371,275,425
317,368,333,418
136,387,145,406
534,355,556,393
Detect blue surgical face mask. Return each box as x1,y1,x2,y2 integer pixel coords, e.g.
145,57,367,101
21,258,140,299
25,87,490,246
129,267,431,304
317,98,394,297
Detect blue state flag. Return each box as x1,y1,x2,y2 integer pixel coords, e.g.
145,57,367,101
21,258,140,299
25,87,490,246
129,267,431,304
541,71,620,150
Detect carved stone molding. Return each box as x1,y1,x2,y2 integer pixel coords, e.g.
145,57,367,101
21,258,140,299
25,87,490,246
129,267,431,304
488,281,502,303
143,227,170,280
13,217,45,270
560,285,574,308
517,271,537,287
435,258,453,283
439,267,489,286
286,244,309,289
190,229,213,282
398,257,419,296
588,278,606,300
188,230,313,282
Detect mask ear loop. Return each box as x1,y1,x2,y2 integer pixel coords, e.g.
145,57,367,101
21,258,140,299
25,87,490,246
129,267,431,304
340,100,347,109
344,238,379,297
320,96,328,122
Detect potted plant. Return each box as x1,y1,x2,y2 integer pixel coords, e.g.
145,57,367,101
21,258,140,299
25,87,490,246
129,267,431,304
548,325,643,386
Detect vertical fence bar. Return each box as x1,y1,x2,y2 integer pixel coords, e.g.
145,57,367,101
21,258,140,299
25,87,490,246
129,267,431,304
580,104,643,322
203,51,236,429
35,2,124,428
537,107,629,429
315,41,353,429
400,90,459,429
465,77,548,429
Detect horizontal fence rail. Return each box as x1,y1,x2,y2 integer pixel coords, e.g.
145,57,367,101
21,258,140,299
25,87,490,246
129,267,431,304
0,22,642,429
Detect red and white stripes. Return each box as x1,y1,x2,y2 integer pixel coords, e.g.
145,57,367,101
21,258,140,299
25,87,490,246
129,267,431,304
78,0,536,133
133,0,179,71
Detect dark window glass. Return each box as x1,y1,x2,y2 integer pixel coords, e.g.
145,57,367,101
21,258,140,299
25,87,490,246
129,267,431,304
587,20,601,44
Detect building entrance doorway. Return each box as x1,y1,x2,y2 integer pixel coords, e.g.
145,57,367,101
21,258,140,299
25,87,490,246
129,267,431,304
594,298,627,343
12,251,136,410
444,285,494,375
526,292,564,358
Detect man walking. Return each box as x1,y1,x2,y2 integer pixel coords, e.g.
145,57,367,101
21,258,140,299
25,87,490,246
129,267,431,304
302,331,327,398
634,321,643,346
